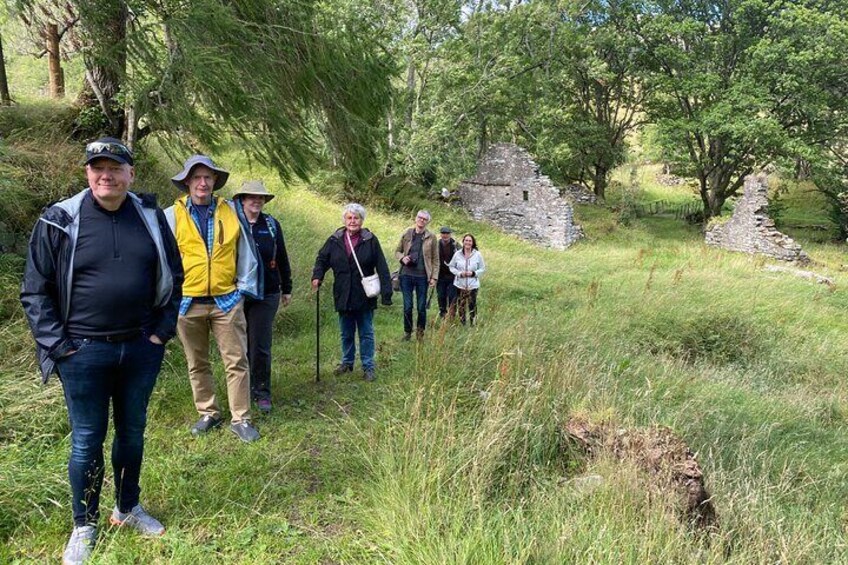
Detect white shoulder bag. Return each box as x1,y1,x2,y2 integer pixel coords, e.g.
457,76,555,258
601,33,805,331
347,232,381,298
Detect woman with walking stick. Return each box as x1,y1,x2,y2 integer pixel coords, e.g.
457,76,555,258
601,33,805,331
448,233,485,326
311,204,392,381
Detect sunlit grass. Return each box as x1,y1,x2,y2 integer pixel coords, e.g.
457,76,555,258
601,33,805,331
2,135,848,563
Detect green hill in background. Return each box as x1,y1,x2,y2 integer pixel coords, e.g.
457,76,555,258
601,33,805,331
1,103,847,563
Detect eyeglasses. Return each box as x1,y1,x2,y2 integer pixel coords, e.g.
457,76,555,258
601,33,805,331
416,216,430,222
86,141,133,158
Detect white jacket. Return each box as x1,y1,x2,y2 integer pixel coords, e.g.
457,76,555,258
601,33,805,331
448,249,486,290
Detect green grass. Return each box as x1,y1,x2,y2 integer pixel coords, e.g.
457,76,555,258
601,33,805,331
2,118,848,562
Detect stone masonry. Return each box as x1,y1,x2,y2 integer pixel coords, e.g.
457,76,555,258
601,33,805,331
562,184,599,205
705,174,809,263
456,143,584,249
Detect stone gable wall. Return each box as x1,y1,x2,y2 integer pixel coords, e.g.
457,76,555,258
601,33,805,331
705,174,809,263
457,143,584,249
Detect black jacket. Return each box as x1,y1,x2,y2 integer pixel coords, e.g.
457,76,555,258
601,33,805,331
438,237,459,280
312,227,392,312
20,189,184,382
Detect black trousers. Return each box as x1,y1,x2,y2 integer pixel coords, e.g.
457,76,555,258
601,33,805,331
244,292,280,401
456,288,478,325
437,277,457,317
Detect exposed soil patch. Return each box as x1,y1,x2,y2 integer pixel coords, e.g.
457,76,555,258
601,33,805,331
564,417,717,532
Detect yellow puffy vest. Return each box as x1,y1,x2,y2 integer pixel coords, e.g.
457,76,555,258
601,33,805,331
173,195,241,297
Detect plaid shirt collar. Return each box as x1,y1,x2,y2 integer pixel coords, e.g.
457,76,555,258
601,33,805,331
186,196,218,255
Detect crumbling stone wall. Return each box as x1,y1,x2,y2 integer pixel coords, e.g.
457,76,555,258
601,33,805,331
456,143,584,249
705,174,809,263
562,184,598,204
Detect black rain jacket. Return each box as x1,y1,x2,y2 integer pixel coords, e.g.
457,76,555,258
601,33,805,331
312,227,392,312
20,189,184,382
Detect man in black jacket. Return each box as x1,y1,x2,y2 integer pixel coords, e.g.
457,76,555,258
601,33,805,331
20,138,183,565
436,226,459,318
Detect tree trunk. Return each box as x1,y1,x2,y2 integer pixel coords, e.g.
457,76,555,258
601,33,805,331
593,165,608,199
0,33,11,106
698,175,713,219
476,112,488,161
404,59,416,131
46,24,65,98
76,0,128,136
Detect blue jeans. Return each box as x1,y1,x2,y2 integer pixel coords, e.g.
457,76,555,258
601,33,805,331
56,335,164,526
400,274,428,334
339,309,375,371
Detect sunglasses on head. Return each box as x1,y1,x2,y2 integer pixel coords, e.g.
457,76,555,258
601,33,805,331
86,141,133,158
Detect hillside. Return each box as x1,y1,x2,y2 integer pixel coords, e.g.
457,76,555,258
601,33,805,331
1,124,847,563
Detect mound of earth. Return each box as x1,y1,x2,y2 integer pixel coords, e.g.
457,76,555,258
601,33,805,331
564,416,717,531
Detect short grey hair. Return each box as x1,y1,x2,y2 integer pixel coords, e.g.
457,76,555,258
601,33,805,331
417,209,431,221
342,203,366,222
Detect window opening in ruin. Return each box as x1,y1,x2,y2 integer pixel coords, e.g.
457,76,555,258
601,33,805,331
523,190,529,201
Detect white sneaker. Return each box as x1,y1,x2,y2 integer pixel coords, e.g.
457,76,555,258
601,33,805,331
62,525,96,565
109,504,165,536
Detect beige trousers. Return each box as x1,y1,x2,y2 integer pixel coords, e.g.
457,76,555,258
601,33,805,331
177,300,251,423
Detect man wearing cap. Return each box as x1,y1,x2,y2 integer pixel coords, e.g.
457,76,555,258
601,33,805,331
164,155,261,443
436,226,459,319
21,137,184,564
232,180,292,413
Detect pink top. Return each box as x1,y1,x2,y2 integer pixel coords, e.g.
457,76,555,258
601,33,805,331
345,231,361,257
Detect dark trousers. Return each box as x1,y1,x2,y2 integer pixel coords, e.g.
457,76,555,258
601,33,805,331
56,335,164,526
400,274,428,334
456,288,479,325
436,277,457,318
245,292,280,401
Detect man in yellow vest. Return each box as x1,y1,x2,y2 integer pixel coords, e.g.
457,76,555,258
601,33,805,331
164,155,261,442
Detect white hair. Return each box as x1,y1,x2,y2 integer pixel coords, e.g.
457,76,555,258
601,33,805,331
417,209,431,221
342,202,366,222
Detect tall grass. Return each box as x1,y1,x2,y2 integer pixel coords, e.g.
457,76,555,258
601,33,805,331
1,124,847,562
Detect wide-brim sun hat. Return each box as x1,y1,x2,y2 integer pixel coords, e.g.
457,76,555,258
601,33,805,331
232,180,275,202
171,155,230,192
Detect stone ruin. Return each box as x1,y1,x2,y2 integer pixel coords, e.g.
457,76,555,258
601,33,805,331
705,174,809,263
456,143,584,249
562,184,599,205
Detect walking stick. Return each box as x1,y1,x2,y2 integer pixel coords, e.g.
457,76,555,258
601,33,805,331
315,285,321,382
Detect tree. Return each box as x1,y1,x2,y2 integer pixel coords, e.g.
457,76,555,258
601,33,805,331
14,1,79,99
0,32,11,105
523,0,649,199
637,0,848,218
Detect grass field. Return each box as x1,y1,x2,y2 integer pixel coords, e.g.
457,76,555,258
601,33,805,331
1,119,848,562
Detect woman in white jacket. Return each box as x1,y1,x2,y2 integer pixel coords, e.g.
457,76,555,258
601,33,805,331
448,233,485,326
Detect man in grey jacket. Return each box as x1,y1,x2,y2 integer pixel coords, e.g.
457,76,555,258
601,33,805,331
20,138,183,565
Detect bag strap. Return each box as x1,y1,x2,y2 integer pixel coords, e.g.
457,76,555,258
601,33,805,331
346,231,366,278
266,215,278,265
